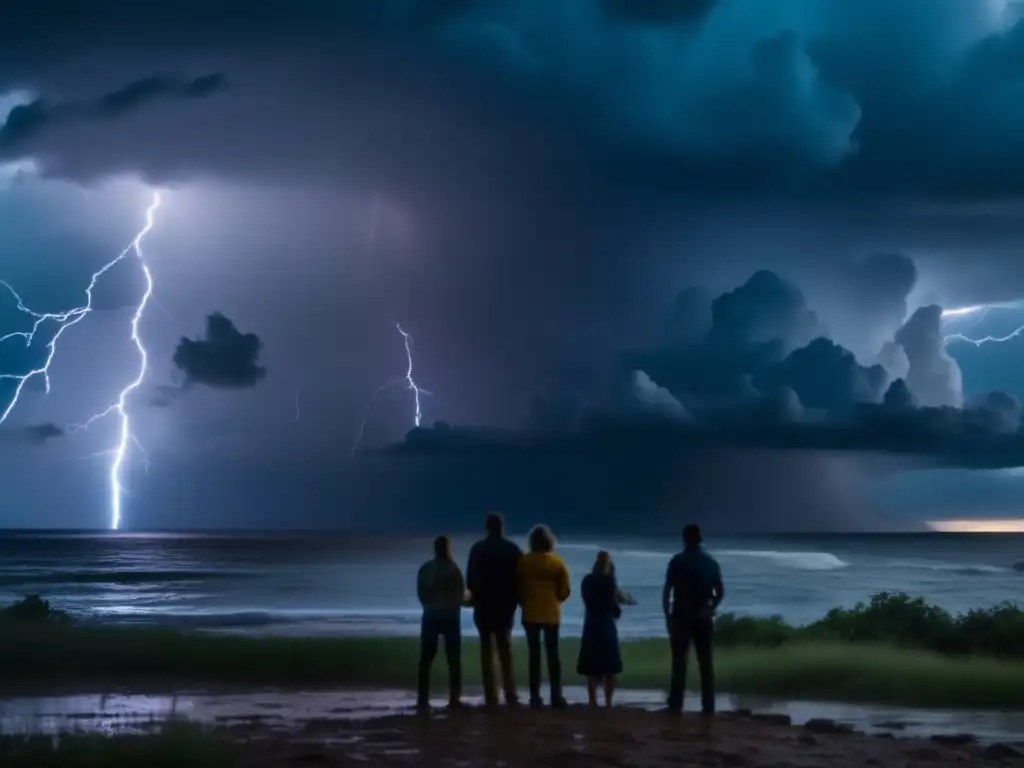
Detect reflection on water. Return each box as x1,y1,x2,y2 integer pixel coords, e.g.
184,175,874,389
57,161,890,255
1,688,1023,746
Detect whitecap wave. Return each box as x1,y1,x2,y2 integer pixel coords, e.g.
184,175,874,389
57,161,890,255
714,549,849,571
898,560,1008,575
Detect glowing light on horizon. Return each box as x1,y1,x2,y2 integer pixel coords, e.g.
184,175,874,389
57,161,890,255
0,190,162,530
927,518,1024,533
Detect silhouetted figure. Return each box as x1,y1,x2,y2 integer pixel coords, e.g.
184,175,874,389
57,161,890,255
577,550,623,707
662,524,724,715
518,524,571,708
466,511,522,707
416,535,466,709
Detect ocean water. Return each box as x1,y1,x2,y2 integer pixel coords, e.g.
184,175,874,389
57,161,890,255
0,532,1021,639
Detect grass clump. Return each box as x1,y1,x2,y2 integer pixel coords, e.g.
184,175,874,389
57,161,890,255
0,721,235,768
3,592,1024,709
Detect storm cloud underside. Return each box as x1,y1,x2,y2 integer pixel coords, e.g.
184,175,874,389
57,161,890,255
4,1,1024,528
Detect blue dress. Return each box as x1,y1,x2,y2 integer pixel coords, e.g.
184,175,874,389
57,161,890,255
576,572,623,677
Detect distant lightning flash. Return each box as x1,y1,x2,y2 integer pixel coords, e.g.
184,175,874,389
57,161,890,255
349,322,431,456
0,191,161,530
396,322,426,428
941,302,1024,347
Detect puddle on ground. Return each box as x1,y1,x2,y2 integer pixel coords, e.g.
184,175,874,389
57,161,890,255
0,687,1022,746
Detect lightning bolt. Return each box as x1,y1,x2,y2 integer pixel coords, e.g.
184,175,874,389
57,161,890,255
942,303,1024,347
0,190,161,530
349,322,431,455
397,322,428,428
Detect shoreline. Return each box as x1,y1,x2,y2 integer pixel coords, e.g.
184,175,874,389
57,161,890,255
4,685,1024,741
3,696,1022,768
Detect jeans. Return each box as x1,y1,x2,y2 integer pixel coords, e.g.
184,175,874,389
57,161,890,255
668,616,715,714
417,612,462,705
475,611,517,706
523,622,562,704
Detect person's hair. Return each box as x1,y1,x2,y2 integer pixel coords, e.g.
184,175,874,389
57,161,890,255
528,524,556,553
683,524,702,547
485,511,504,536
594,550,613,575
433,535,452,560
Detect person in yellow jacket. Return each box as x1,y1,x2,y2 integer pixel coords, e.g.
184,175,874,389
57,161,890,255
517,524,571,708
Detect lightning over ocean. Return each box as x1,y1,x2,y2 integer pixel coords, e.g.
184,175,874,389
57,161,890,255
0,190,162,530
350,322,430,455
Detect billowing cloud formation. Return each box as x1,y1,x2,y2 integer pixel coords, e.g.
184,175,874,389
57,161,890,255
394,254,1024,470
630,370,690,421
894,305,963,408
0,0,1022,198
172,312,266,390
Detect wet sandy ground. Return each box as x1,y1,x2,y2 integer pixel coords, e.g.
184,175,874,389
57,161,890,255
2,688,1023,766
3,686,1024,745
185,706,1024,767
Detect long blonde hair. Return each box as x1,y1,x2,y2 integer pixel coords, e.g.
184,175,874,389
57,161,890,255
528,524,556,553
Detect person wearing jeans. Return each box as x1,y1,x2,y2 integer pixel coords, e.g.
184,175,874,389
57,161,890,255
517,524,571,709
662,524,724,716
416,535,468,709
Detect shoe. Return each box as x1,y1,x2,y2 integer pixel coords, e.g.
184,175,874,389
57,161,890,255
529,697,544,710
447,700,466,710
551,696,568,709
415,700,431,713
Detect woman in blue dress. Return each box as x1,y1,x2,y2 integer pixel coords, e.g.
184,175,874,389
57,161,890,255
576,550,628,707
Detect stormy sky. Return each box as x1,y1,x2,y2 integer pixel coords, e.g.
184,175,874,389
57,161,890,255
4,0,1024,530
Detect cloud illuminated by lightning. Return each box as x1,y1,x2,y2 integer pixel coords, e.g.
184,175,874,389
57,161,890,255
0,190,161,530
941,302,1024,347
350,322,431,456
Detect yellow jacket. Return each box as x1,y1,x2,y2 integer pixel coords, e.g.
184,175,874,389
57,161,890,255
517,552,571,625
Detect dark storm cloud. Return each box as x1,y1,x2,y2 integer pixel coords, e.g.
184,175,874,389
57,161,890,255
172,312,266,390
390,259,1024,470
0,73,225,151
0,0,1020,199
0,422,64,445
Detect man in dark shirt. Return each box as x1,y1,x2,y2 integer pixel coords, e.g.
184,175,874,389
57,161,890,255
416,535,467,709
662,524,724,715
466,511,522,707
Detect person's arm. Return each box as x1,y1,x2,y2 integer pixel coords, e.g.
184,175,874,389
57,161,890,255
513,547,524,606
556,559,571,603
709,559,725,612
454,564,471,607
465,544,479,601
416,564,430,608
661,559,674,619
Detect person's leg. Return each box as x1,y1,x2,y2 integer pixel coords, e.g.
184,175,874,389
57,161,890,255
417,615,440,708
543,624,565,706
586,677,599,707
693,617,716,716
667,618,692,712
476,617,498,708
604,675,616,707
493,619,518,705
442,616,463,706
524,623,543,706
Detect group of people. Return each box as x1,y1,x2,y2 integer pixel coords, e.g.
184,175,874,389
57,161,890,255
416,512,725,713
